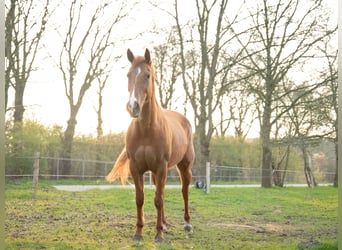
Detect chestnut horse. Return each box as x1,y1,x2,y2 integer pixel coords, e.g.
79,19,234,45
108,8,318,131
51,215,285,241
106,48,194,241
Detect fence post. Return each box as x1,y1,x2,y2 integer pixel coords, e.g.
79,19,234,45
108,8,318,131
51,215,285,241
56,158,60,181
149,171,153,188
206,162,210,194
104,163,108,179
82,160,85,180
32,152,40,199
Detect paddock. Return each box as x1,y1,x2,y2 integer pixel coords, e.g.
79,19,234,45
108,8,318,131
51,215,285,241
5,180,338,249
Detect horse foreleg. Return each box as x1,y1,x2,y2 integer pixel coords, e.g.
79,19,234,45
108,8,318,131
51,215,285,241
132,173,144,240
152,172,168,233
153,169,167,241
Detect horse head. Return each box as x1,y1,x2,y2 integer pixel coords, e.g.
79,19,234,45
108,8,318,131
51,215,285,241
126,48,154,118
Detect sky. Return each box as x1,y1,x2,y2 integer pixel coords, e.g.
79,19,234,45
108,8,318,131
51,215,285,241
9,1,181,136
6,0,337,138
7,0,220,136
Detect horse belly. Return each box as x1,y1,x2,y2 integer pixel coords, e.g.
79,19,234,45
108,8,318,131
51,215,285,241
168,144,187,167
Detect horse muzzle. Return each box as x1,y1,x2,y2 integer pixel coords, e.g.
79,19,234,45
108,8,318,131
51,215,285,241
127,101,140,118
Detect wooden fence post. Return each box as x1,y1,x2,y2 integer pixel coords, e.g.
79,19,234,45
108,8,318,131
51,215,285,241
32,152,40,199
206,162,210,194
56,158,60,181
82,160,85,180
149,171,152,188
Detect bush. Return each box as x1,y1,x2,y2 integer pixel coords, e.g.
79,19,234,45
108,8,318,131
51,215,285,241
5,119,63,175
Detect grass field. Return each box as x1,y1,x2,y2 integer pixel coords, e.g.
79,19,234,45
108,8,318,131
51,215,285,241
5,180,338,249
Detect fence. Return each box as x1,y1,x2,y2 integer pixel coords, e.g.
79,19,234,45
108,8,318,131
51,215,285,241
5,153,336,187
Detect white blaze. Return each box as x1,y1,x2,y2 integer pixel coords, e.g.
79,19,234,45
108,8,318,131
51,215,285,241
128,67,141,109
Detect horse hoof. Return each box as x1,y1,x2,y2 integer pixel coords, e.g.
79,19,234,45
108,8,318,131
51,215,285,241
162,224,168,233
155,235,164,242
132,234,143,241
184,223,193,233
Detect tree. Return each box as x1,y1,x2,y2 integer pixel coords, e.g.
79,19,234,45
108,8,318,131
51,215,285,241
234,0,337,187
5,0,50,122
57,0,129,176
153,29,182,110
316,37,338,186
172,0,244,177
94,73,111,176
5,119,62,176
270,67,337,187
224,87,257,141
5,0,52,172
284,88,321,187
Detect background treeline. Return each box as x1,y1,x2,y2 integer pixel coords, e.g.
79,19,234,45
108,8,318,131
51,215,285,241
5,119,335,185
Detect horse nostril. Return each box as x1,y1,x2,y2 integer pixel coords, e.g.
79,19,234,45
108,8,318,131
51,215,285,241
133,102,140,114
127,100,140,117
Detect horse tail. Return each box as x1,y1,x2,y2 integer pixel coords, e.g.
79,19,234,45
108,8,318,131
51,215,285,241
105,148,130,185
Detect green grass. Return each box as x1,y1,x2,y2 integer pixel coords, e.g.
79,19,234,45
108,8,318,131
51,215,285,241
5,180,338,249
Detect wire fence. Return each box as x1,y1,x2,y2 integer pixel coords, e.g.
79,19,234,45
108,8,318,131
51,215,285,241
5,154,336,186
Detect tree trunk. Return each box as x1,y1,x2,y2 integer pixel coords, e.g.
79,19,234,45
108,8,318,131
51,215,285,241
199,135,210,180
96,92,104,177
302,147,317,187
5,74,10,113
60,110,77,177
195,115,210,180
261,143,272,187
333,141,338,187
13,78,26,123
261,104,272,187
272,145,290,187
5,0,15,113
281,146,290,186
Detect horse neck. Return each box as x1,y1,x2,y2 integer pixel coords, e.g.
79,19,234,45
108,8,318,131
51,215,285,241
140,88,162,129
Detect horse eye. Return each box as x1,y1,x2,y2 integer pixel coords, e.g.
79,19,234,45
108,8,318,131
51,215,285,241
146,74,150,79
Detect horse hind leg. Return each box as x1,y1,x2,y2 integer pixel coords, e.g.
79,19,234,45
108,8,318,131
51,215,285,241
177,160,193,233
153,166,168,242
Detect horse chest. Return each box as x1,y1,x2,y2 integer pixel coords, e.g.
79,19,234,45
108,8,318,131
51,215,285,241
134,145,162,170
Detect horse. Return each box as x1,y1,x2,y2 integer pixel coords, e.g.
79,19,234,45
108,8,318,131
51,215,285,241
106,48,194,241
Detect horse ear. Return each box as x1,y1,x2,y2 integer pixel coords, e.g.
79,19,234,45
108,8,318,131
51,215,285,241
127,49,134,63
144,48,152,65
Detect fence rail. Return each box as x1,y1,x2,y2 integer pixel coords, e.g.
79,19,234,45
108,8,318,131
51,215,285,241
5,154,336,186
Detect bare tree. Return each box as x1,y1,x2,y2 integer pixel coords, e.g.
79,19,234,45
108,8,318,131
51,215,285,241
5,0,50,122
229,90,257,142
5,0,52,171
153,29,182,110
94,74,109,176
272,62,336,187
57,0,128,176
172,0,245,177
95,76,109,145
284,88,321,187
271,143,291,187
316,37,338,186
234,0,337,187
5,0,15,113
